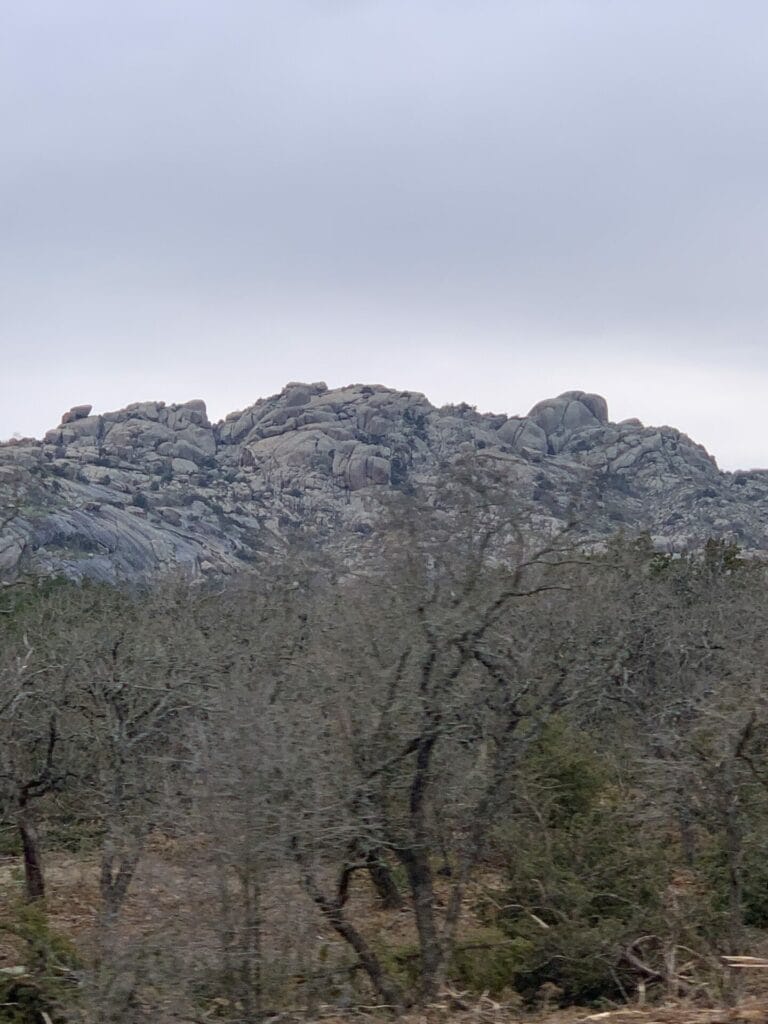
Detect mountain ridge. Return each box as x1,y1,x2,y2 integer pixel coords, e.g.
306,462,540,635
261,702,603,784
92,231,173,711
2,381,766,581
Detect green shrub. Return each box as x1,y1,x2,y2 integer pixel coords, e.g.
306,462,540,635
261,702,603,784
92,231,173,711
0,973,64,1024
497,721,670,1005
0,902,82,1022
0,824,21,856
449,929,531,997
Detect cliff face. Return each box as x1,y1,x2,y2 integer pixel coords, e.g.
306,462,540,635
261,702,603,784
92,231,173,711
2,382,767,581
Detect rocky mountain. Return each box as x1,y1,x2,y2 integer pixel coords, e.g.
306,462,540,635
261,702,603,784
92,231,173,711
1,382,767,582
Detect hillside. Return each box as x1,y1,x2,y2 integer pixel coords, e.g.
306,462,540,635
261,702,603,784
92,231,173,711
1,382,766,581
5,406,768,1021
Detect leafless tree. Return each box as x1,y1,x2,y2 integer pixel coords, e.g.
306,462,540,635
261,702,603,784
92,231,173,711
0,584,82,901
280,459,597,1006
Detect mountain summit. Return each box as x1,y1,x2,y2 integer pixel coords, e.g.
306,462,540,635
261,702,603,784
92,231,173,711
1,383,765,581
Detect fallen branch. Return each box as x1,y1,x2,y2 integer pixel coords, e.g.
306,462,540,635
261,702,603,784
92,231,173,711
722,955,768,969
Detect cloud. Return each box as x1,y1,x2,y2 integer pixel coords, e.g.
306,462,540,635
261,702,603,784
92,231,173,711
2,1,767,466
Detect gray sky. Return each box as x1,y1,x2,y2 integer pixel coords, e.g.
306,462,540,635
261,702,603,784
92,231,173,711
2,0,767,470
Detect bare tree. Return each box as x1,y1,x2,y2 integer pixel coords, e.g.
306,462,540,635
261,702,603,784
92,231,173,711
186,574,307,1022
49,581,207,1022
590,540,768,999
281,460,596,1005
0,583,81,901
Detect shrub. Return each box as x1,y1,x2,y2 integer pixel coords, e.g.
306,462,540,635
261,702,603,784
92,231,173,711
497,721,670,1005
0,902,82,1022
449,929,531,997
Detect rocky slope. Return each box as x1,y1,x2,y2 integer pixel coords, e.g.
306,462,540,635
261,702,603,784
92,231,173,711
2,382,767,581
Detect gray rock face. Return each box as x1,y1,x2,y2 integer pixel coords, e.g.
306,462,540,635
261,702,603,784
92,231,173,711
61,404,92,424
527,391,609,453
1,384,764,582
497,417,548,453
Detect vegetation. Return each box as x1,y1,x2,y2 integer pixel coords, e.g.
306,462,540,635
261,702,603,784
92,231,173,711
3,471,768,1021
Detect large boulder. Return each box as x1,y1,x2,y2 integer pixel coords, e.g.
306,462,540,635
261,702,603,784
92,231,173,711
497,416,548,453
527,391,609,453
61,404,92,424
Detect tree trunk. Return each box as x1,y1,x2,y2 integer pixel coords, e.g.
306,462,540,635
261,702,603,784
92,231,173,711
396,846,443,1001
214,851,237,993
366,849,403,910
294,846,406,1011
398,727,445,1001
722,773,745,1005
18,811,45,901
239,868,263,1023
99,846,141,929
678,808,697,867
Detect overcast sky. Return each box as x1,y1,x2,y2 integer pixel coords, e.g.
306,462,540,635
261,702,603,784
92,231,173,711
2,1,767,469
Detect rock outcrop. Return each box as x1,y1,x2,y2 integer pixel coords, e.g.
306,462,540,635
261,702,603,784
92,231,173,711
1,383,766,581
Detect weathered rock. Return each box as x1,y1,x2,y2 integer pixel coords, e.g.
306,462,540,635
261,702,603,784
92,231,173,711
497,417,548,453
1,382,765,583
527,391,609,453
61,404,92,424
164,440,207,464
166,400,209,429
176,424,216,456
158,507,183,526
64,415,103,441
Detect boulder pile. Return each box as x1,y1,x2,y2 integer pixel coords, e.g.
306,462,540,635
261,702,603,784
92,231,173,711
1,383,765,581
